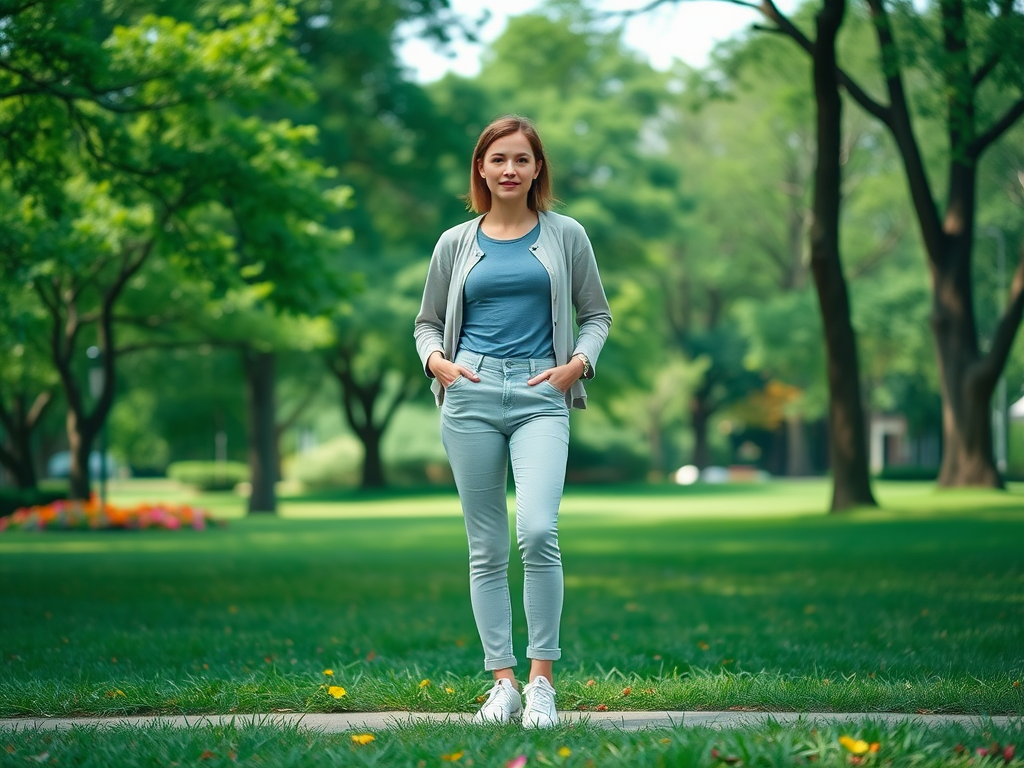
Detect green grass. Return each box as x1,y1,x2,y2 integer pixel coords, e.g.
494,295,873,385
2,719,1022,768
0,480,1022,722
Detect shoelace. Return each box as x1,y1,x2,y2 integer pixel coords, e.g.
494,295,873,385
484,681,512,709
526,682,554,712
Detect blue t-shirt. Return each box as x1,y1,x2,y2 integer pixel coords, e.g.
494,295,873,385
459,223,554,359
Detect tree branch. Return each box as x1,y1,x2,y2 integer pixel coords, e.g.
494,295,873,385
970,97,1024,159
977,247,1024,389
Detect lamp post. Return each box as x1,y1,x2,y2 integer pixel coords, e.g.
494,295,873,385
980,225,1007,475
86,346,108,512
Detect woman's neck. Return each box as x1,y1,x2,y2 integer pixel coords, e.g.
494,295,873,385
481,202,539,239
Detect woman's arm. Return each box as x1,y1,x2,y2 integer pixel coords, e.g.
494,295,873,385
413,238,452,378
570,236,612,379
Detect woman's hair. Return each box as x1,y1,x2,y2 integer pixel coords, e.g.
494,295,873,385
466,115,555,213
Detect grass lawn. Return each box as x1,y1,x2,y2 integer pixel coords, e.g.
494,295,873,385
1,479,1022,765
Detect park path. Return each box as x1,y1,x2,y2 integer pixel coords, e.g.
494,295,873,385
1,711,1020,732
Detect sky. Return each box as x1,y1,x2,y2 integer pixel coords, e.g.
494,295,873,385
397,0,800,83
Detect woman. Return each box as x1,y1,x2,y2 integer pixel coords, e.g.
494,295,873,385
414,115,611,728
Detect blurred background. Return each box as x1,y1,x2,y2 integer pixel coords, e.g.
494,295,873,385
2,0,1023,516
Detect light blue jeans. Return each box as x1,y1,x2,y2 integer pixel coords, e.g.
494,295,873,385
441,350,570,671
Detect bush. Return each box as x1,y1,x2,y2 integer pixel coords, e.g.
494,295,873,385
283,436,361,489
877,465,939,481
167,461,249,491
0,484,69,518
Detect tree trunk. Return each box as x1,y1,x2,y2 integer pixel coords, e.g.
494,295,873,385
244,349,277,513
327,344,417,491
931,250,1002,486
785,414,811,476
67,407,93,500
690,395,711,469
809,0,877,511
0,392,52,490
360,429,386,489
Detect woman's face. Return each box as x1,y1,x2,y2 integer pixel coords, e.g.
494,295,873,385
478,131,541,208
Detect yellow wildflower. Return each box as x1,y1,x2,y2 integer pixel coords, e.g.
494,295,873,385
328,686,347,699
419,679,431,688
351,734,375,745
323,669,334,676
557,746,572,757
839,736,871,755
441,751,463,761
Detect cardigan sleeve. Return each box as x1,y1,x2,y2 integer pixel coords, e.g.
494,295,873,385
569,230,612,379
413,236,452,378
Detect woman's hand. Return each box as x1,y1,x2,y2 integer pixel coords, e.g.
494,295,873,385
527,357,586,393
428,351,480,388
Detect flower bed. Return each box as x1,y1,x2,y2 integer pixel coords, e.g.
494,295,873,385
0,496,219,532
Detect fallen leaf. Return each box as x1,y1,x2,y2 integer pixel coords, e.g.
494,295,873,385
622,687,631,696
199,750,216,761
698,641,710,651
28,753,50,764
585,679,596,687
596,704,608,711
105,689,126,698
659,738,671,745
365,650,377,661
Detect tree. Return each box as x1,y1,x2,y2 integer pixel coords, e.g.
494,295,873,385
687,0,1024,486
807,0,877,508
0,1,347,501
0,281,57,490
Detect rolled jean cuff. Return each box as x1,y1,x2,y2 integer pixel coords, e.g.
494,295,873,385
526,646,561,661
484,654,518,671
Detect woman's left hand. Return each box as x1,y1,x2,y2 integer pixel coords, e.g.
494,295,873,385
527,358,586,393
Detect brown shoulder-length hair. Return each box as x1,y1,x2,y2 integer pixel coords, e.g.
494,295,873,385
466,115,555,213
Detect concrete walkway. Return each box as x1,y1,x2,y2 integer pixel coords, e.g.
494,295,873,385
1,711,1020,732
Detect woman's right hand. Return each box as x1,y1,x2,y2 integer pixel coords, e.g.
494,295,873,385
427,351,480,389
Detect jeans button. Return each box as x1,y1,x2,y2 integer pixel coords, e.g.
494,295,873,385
505,361,512,368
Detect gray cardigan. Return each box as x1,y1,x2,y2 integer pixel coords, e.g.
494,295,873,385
414,211,612,409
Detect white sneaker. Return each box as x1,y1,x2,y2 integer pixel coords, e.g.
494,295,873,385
472,678,522,724
522,676,558,728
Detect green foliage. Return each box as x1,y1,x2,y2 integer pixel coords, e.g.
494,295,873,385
167,460,249,491
282,436,362,490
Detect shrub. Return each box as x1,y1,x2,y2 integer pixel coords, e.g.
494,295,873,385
167,461,249,491
877,465,939,481
0,484,69,518
283,436,361,489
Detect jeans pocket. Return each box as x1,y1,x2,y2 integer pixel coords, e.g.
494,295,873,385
541,380,567,396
